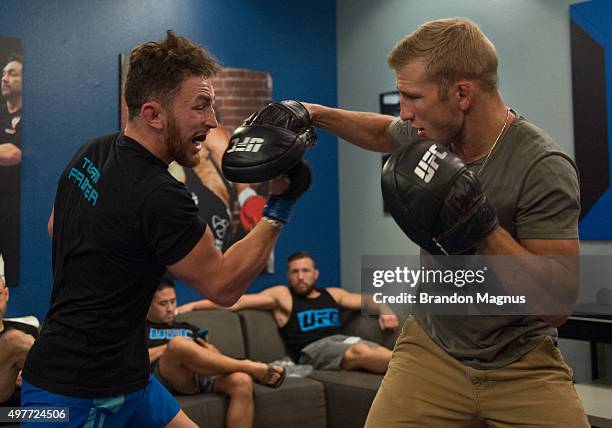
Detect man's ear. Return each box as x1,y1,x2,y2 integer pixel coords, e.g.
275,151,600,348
140,100,165,130
314,268,320,281
455,81,475,111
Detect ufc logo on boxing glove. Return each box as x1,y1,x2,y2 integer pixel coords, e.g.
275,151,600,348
414,144,448,183
226,136,264,154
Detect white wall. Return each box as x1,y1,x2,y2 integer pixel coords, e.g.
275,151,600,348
336,0,609,382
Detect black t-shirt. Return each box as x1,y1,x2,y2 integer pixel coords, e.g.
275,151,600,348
145,319,200,359
23,132,206,398
279,289,341,361
0,106,21,218
145,320,202,372
0,106,20,145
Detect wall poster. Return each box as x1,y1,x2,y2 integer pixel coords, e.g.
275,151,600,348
0,37,22,288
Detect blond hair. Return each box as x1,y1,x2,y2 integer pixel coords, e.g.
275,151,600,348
388,18,498,98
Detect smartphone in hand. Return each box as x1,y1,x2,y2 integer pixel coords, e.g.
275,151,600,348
195,328,209,343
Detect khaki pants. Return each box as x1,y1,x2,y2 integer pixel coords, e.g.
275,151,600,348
365,317,589,428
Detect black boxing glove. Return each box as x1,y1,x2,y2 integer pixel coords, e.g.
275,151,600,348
381,140,498,254
435,168,498,253
222,100,317,183
263,160,312,225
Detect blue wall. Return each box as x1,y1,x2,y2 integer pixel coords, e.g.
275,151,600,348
0,0,339,319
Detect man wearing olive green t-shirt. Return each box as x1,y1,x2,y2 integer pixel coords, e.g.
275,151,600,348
301,17,588,428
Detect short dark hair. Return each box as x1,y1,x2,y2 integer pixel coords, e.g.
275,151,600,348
157,275,175,291
288,251,315,265
124,30,220,119
6,53,22,65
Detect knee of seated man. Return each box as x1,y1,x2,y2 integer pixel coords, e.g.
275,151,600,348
346,342,374,359
165,335,195,357
225,372,253,395
1,329,34,358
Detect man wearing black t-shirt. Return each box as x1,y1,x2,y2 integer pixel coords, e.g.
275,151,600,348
21,31,306,428
0,276,36,408
0,54,23,289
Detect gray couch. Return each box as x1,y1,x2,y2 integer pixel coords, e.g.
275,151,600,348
173,308,406,428
2,310,492,428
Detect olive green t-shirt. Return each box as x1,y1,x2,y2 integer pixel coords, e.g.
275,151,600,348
389,111,580,369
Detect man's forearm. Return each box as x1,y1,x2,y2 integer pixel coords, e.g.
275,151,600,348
0,143,21,166
305,103,396,153
361,294,395,315
193,300,224,310
207,221,280,306
477,227,579,320
148,344,167,363
189,298,240,311
377,302,396,316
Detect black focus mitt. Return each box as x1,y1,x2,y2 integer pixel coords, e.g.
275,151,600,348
381,140,498,254
221,100,317,183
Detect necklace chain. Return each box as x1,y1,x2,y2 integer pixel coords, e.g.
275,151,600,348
477,107,511,176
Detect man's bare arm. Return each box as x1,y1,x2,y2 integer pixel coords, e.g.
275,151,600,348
169,221,281,307
0,143,21,166
326,287,394,314
303,103,398,153
326,287,398,330
148,345,167,364
176,289,280,314
326,287,362,310
48,208,54,237
478,227,579,327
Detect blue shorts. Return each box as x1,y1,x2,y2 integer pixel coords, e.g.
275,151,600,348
21,375,180,428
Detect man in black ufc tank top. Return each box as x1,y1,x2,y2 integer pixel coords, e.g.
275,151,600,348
178,251,399,373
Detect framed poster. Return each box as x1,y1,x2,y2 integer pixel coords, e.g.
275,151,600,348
0,37,22,287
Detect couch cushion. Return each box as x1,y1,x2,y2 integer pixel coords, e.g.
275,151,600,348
176,378,326,428
176,393,228,428
176,310,245,359
308,370,383,428
253,377,326,428
237,309,287,362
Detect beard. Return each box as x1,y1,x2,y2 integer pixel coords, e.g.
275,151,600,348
165,113,200,168
292,280,317,296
